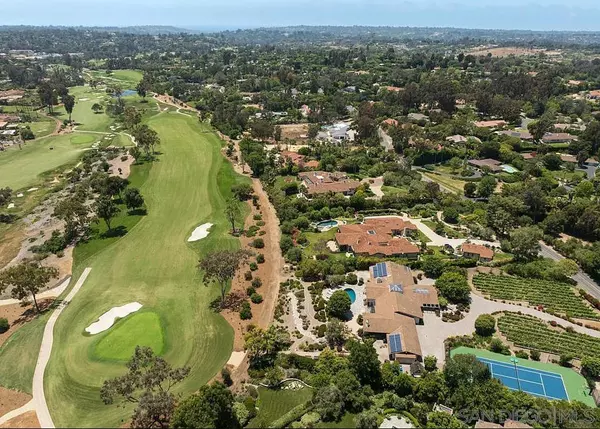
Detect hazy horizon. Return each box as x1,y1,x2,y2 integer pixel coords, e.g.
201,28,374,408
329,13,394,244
2,0,600,32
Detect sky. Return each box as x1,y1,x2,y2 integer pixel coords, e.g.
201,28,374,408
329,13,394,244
2,0,600,31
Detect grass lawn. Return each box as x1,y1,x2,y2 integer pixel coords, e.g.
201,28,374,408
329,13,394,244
450,347,595,407
381,185,408,196
304,229,337,257
249,387,313,427
0,312,48,394
422,220,467,239
317,412,358,428
44,110,251,427
422,172,466,194
92,311,164,362
22,118,55,139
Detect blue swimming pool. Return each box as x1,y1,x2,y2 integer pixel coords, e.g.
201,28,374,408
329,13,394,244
344,288,357,303
119,89,138,97
316,219,339,230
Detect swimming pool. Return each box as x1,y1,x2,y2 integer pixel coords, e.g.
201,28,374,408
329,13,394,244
316,219,339,230
119,89,138,97
344,288,357,303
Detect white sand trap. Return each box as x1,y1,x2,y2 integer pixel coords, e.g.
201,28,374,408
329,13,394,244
85,302,143,334
79,98,90,101
188,223,213,242
7,203,14,209
16,193,23,198
227,351,246,368
27,187,38,192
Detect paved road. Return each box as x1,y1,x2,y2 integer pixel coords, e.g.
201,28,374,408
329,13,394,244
33,268,92,429
418,292,600,364
539,242,600,299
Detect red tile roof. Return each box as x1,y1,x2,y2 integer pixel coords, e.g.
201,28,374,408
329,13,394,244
462,243,494,260
336,218,419,257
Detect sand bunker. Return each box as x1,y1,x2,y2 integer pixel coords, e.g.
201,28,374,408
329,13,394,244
188,223,213,242
85,302,143,334
7,203,14,209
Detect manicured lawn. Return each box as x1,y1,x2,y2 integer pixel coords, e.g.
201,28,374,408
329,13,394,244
249,387,313,428
92,312,164,362
317,412,358,428
0,133,99,189
304,229,337,257
0,312,48,394
451,346,595,407
381,185,408,196
44,110,251,427
422,172,467,194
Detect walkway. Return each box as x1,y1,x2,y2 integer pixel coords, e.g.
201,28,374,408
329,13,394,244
364,215,500,248
34,268,92,428
416,293,600,365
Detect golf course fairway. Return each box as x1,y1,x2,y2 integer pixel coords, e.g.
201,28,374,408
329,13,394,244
44,109,249,427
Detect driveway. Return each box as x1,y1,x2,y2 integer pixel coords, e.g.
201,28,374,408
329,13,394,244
378,127,393,151
416,293,600,365
539,242,600,300
365,215,500,249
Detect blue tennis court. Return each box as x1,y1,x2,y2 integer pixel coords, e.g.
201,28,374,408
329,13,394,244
477,357,569,401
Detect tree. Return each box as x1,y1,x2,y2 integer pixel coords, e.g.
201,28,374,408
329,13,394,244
474,314,496,336
308,123,320,139
477,175,496,199
507,226,543,262
0,262,58,313
414,371,447,404
224,198,241,234
62,93,75,123
355,411,378,429
447,157,462,174
435,272,470,304
426,411,466,428
95,195,120,231
137,79,150,100
37,82,57,113
443,354,491,389
543,153,563,171
464,182,477,198
423,355,438,372
443,207,459,224
124,106,142,130
244,325,290,367
231,183,253,201
124,188,145,212
528,117,553,143
54,192,90,241
274,125,282,142
327,290,351,319
325,318,350,348
333,369,372,411
91,103,103,114
313,385,344,422
347,339,382,388
134,124,160,158
101,346,190,429
171,382,238,429
581,357,600,378
199,249,250,304
103,176,129,198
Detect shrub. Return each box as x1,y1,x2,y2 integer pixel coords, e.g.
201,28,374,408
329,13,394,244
221,367,233,386
0,318,9,333
423,355,437,372
256,254,265,263
559,353,574,367
489,338,509,354
251,278,262,288
240,301,252,320
251,293,263,304
246,287,256,296
514,350,529,359
582,357,600,378
252,238,265,248
530,350,541,361
244,271,253,281
249,262,258,271
345,273,358,285
316,324,327,338
474,314,496,336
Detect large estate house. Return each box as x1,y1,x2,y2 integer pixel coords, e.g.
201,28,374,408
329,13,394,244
298,171,360,198
363,262,440,363
335,218,420,258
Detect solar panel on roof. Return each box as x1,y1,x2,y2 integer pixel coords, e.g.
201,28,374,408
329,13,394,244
389,334,402,353
414,288,430,294
389,284,403,293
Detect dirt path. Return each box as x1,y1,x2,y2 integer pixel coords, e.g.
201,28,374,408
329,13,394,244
153,94,197,112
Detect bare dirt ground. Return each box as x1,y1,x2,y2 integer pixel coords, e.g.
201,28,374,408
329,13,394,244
0,411,40,428
467,46,548,57
153,94,196,112
108,154,134,179
0,299,53,347
279,123,309,141
0,387,31,417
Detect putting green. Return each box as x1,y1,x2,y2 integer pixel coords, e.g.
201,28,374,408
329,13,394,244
92,312,164,362
44,110,251,427
70,134,96,145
